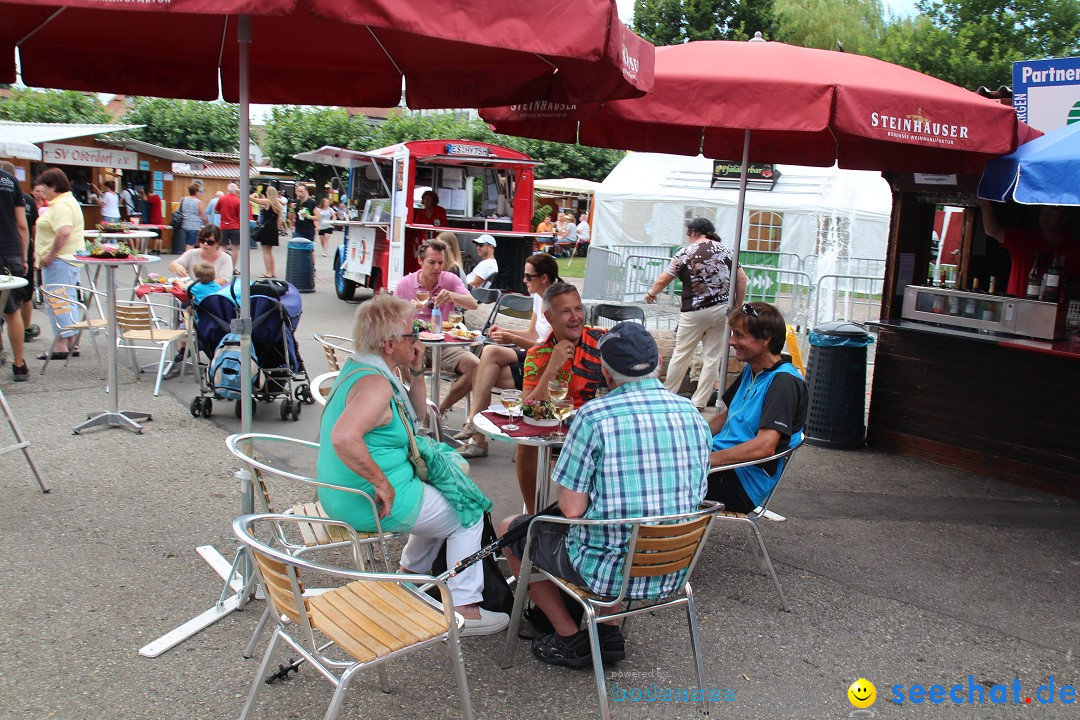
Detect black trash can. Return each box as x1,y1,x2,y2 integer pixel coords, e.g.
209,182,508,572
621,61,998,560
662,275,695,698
285,238,315,293
803,321,874,450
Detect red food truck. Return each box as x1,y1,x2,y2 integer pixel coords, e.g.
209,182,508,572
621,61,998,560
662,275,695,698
294,139,542,300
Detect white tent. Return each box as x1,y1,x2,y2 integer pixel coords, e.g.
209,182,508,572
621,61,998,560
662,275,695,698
592,152,892,262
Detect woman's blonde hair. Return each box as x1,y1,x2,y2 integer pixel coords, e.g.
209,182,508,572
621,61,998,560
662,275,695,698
352,292,416,355
265,186,284,216
436,231,464,273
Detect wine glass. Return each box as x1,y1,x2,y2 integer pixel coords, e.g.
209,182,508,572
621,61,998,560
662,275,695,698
415,288,430,304
501,389,522,431
448,308,464,326
547,379,568,402
551,400,573,441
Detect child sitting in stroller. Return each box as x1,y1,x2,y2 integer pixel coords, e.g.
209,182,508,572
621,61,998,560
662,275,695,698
186,262,219,306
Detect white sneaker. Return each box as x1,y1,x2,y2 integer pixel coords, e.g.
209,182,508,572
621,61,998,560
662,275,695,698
458,608,509,637
452,421,476,440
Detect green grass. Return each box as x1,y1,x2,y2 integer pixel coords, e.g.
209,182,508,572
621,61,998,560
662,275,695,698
557,256,585,279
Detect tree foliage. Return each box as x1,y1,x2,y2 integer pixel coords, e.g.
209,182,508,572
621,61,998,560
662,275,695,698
881,0,1080,89
632,0,779,45
262,106,374,192
120,97,240,152
0,88,110,123
774,0,885,55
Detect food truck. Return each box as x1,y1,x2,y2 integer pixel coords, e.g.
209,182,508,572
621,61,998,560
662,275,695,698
293,140,541,300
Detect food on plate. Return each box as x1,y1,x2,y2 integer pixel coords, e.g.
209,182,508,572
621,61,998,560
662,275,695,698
447,328,479,340
82,241,133,259
145,272,168,284
521,399,557,420
96,222,131,233
418,331,445,341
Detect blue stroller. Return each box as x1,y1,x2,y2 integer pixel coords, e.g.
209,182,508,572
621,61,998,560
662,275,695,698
190,279,313,420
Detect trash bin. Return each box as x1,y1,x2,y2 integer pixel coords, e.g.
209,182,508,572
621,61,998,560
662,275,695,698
285,238,315,293
804,321,874,450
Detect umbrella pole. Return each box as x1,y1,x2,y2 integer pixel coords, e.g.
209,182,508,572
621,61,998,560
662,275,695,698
715,129,751,408
138,15,256,659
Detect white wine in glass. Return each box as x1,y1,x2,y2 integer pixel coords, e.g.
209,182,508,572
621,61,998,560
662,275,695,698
501,390,522,431
415,288,430,304
552,400,573,440
548,380,568,402
448,310,464,326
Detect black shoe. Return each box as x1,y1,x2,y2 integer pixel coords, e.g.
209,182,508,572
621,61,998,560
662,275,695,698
24,324,40,341
12,362,29,381
38,351,68,360
531,630,592,668
597,625,625,663
173,350,185,364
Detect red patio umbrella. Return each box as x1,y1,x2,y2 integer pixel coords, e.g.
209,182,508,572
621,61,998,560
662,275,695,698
1,0,653,108
482,39,1025,173
482,38,1036,402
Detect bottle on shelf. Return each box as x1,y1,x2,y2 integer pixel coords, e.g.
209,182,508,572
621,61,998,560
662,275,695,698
1042,253,1062,303
988,276,998,295
939,267,948,288
1026,255,1042,300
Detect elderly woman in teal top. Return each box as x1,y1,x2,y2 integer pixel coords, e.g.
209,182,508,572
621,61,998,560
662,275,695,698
318,292,509,636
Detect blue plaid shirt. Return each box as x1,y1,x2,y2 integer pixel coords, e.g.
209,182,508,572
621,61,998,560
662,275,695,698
553,378,711,599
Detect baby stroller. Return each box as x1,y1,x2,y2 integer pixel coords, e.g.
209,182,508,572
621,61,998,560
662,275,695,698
189,279,313,420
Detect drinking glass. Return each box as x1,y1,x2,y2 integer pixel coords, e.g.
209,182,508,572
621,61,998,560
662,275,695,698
501,389,522,431
547,379,568,402
448,308,464,326
551,400,573,441
415,288,430,304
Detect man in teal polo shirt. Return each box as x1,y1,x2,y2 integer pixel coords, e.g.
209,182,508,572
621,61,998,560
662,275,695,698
707,302,807,513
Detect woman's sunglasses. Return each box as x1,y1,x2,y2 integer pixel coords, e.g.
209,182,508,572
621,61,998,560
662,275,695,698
741,303,758,317
198,238,218,245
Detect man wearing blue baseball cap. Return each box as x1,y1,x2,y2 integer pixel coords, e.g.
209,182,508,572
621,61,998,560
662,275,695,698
500,322,711,668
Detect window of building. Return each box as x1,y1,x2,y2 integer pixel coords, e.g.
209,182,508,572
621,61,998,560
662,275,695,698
747,211,783,251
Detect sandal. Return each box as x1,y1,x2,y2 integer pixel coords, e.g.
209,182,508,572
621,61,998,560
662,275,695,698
531,630,593,668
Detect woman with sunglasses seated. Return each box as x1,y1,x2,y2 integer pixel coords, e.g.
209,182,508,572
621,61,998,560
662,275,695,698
168,224,233,285
317,293,509,637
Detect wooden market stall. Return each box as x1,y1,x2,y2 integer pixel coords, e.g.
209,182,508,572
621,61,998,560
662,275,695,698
867,173,1079,498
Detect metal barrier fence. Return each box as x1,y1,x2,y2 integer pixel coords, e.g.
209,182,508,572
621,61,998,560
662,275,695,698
582,247,886,351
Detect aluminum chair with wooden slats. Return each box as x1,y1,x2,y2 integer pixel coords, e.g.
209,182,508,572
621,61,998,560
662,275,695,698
115,299,187,396
313,332,355,372
311,371,339,406
708,445,800,612
225,433,400,658
502,501,724,720
233,513,476,720
39,284,108,377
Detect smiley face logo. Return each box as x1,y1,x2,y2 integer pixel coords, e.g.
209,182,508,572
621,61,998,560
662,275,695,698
848,678,876,709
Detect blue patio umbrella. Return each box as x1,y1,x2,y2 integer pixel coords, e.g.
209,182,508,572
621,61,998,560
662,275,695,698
978,121,1080,206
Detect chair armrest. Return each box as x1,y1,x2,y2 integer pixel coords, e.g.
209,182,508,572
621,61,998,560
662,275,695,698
708,447,797,474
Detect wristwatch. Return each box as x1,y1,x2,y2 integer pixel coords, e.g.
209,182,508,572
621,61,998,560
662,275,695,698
409,368,424,377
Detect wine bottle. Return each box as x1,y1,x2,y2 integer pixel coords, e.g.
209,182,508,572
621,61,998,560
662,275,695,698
988,276,998,295
1026,255,1042,300
1042,253,1061,303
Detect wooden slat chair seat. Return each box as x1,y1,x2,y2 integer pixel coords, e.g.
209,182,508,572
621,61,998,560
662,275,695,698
235,514,475,720
226,433,403,660
708,445,800,612
115,300,186,396
502,503,724,720
39,284,108,377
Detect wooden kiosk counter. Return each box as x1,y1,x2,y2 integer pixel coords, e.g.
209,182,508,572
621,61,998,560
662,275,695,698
867,176,1079,498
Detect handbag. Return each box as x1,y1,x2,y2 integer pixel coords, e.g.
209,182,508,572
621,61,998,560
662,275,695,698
429,512,515,615
170,199,184,232
397,400,430,482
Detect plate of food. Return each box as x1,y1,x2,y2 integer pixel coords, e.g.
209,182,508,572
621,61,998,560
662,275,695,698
418,331,445,342
77,242,134,259
445,328,480,341
521,400,560,427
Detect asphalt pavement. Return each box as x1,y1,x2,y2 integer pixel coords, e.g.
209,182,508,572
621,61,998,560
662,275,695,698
1,239,1077,720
